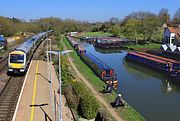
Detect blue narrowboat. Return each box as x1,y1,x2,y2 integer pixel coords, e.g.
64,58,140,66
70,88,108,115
126,52,171,72
81,52,118,86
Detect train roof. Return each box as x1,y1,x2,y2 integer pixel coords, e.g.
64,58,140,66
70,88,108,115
15,31,49,53
84,52,113,70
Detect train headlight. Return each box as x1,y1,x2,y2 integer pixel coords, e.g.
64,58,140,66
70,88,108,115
20,69,25,72
8,69,13,72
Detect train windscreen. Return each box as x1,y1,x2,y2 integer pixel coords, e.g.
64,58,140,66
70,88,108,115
10,54,24,63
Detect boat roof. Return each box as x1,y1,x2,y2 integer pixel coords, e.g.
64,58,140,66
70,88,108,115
84,52,113,70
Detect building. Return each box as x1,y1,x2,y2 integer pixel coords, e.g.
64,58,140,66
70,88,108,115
163,27,180,46
70,32,78,37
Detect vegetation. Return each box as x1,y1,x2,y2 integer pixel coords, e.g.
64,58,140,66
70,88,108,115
158,8,170,24
173,8,180,25
126,43,161,51
73,82,100,119
82,31,112,37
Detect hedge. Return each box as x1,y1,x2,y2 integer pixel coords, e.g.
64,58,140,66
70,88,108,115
72,82,100,119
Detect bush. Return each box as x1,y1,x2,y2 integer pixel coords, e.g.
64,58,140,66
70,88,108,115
95,109,112,121
73,82,100,119
63,84,79,109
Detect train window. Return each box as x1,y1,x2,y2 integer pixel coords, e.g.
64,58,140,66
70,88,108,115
10,54,24,63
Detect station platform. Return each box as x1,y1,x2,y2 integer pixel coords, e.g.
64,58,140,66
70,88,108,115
12,60,74,121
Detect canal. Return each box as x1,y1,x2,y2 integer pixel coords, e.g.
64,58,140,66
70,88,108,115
83,43,180,121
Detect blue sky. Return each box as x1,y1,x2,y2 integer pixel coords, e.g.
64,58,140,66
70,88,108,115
0,0,179,22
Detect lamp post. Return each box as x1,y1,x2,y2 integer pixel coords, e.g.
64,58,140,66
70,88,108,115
46,50,73,121
46,39,54,112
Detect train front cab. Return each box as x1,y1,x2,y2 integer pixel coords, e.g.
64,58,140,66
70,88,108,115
8,50,26,75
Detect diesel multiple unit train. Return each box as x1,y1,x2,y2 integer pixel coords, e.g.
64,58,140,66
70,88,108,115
7,30,53,74
66,36,118,88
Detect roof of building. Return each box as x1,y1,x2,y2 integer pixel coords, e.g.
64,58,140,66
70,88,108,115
167,27,180,34
167,27,180,40
168,27,176,33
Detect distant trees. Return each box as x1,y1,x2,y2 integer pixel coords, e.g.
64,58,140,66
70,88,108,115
120,11,162,43
158,8,170,24
111,25,120,36
0,16,41,36
0,16,92,36
173,8,180,24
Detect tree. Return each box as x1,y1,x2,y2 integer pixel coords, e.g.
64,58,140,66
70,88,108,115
111,25,120,37
121,11,161,42
158,8,170,24
109,17,119,25
173,8,180,25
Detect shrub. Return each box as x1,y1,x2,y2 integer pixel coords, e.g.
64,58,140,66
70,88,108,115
63,84,79,109
73,82,100,119
95,109,112,121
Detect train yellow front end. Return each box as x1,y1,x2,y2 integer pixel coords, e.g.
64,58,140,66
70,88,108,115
8,50,26,74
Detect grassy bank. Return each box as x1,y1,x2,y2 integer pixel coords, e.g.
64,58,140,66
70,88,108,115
82,31,112,37
58,34,146,121
126,43,161,51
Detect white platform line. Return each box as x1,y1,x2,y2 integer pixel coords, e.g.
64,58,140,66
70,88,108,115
12,61,33,121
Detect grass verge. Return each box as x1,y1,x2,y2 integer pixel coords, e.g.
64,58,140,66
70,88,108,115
126,43,161,51
82,31,112,37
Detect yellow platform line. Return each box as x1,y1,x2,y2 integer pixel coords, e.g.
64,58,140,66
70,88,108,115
30,61,39,121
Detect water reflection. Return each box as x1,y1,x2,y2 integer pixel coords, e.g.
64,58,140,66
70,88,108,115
94,47,123,54
125,60,180,94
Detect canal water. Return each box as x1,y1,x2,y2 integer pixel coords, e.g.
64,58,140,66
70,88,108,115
83,43,180,121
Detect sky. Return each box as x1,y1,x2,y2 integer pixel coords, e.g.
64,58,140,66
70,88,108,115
0,0,180,22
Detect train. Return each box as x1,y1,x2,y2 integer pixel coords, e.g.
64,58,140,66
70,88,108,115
66,36,118,87
0,35,7,50
7,30,53,75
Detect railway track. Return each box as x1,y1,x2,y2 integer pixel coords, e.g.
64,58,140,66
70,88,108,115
0,57,8,74
0,76,24,121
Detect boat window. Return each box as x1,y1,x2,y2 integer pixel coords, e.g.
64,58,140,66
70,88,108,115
10,54,24,63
